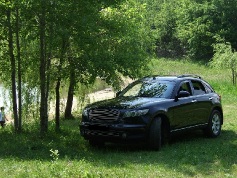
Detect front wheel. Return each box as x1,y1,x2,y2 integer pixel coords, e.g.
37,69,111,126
204,110,222,137
149,117,162,151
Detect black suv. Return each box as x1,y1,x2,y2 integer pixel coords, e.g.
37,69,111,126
80,75,223,150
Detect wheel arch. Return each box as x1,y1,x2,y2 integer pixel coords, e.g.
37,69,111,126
212,106,223,125
151,113,171,140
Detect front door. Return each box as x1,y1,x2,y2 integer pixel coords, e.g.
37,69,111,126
169,81,196,131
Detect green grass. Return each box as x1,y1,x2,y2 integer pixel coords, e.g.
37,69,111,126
1,58,237,177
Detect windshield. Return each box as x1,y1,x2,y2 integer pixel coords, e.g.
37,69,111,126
121,80,175,98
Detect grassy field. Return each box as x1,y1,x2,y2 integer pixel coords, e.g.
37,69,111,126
1,58,237,178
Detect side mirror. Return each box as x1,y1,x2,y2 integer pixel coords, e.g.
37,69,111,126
175,91,190,101
116,91,122,97
178,91,190,98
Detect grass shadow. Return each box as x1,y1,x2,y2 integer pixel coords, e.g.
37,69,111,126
80,129,237,177
1,120,237,177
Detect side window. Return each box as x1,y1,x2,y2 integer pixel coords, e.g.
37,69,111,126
178,82,192,95
203,82,214,93
191,80,206,95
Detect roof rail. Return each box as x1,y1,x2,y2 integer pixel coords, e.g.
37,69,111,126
142,75,160,80
177,74,202,79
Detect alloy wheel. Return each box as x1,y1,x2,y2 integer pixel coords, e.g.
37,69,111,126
212,113,221,135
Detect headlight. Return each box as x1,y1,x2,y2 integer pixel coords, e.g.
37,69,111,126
82,108,89,117
123,109,149,118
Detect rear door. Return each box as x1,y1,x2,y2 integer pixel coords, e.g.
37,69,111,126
189,80,212,125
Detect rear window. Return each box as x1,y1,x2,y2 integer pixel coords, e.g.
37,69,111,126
191,80,206,95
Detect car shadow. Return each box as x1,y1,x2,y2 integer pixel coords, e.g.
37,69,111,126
84,129,237,177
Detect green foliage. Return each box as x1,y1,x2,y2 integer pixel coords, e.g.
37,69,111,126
172,0,220,59
212,0,237,50
210,41,237,85
50,149,59,162
82,1,153,88
155,0,184,57
148,0,237,60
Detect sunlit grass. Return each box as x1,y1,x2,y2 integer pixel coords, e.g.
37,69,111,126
148,58,231,82
0,58,237,177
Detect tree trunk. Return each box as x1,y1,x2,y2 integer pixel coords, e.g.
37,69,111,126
45,53,51,125
16,6,22,132
55,78,60,132
64,65,76,119
39,1,48,134
231,68,236,85
7,7,19,132
55,38,67,131
235,71,237,86
45,7,54,127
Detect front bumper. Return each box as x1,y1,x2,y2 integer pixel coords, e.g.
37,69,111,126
80,122,147,142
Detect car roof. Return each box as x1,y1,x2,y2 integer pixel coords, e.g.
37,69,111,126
141,74,202,82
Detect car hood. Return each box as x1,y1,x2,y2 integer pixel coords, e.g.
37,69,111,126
87,96,166,110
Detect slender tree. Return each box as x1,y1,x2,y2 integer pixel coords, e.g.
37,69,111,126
6,3,19,132
64,58,76,119
39,0,48,134
55,37,67,131
211,41,237,85
15,1,22,131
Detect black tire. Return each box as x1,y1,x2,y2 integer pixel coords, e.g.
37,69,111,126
149,117,162,151
89,139,105,148
204,110,222,137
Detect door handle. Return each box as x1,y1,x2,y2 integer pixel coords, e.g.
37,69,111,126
209,97,213,100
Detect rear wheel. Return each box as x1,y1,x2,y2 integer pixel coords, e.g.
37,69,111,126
149,117,162,151
204,110,222,137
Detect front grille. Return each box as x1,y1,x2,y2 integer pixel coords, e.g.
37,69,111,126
89,109,120,122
